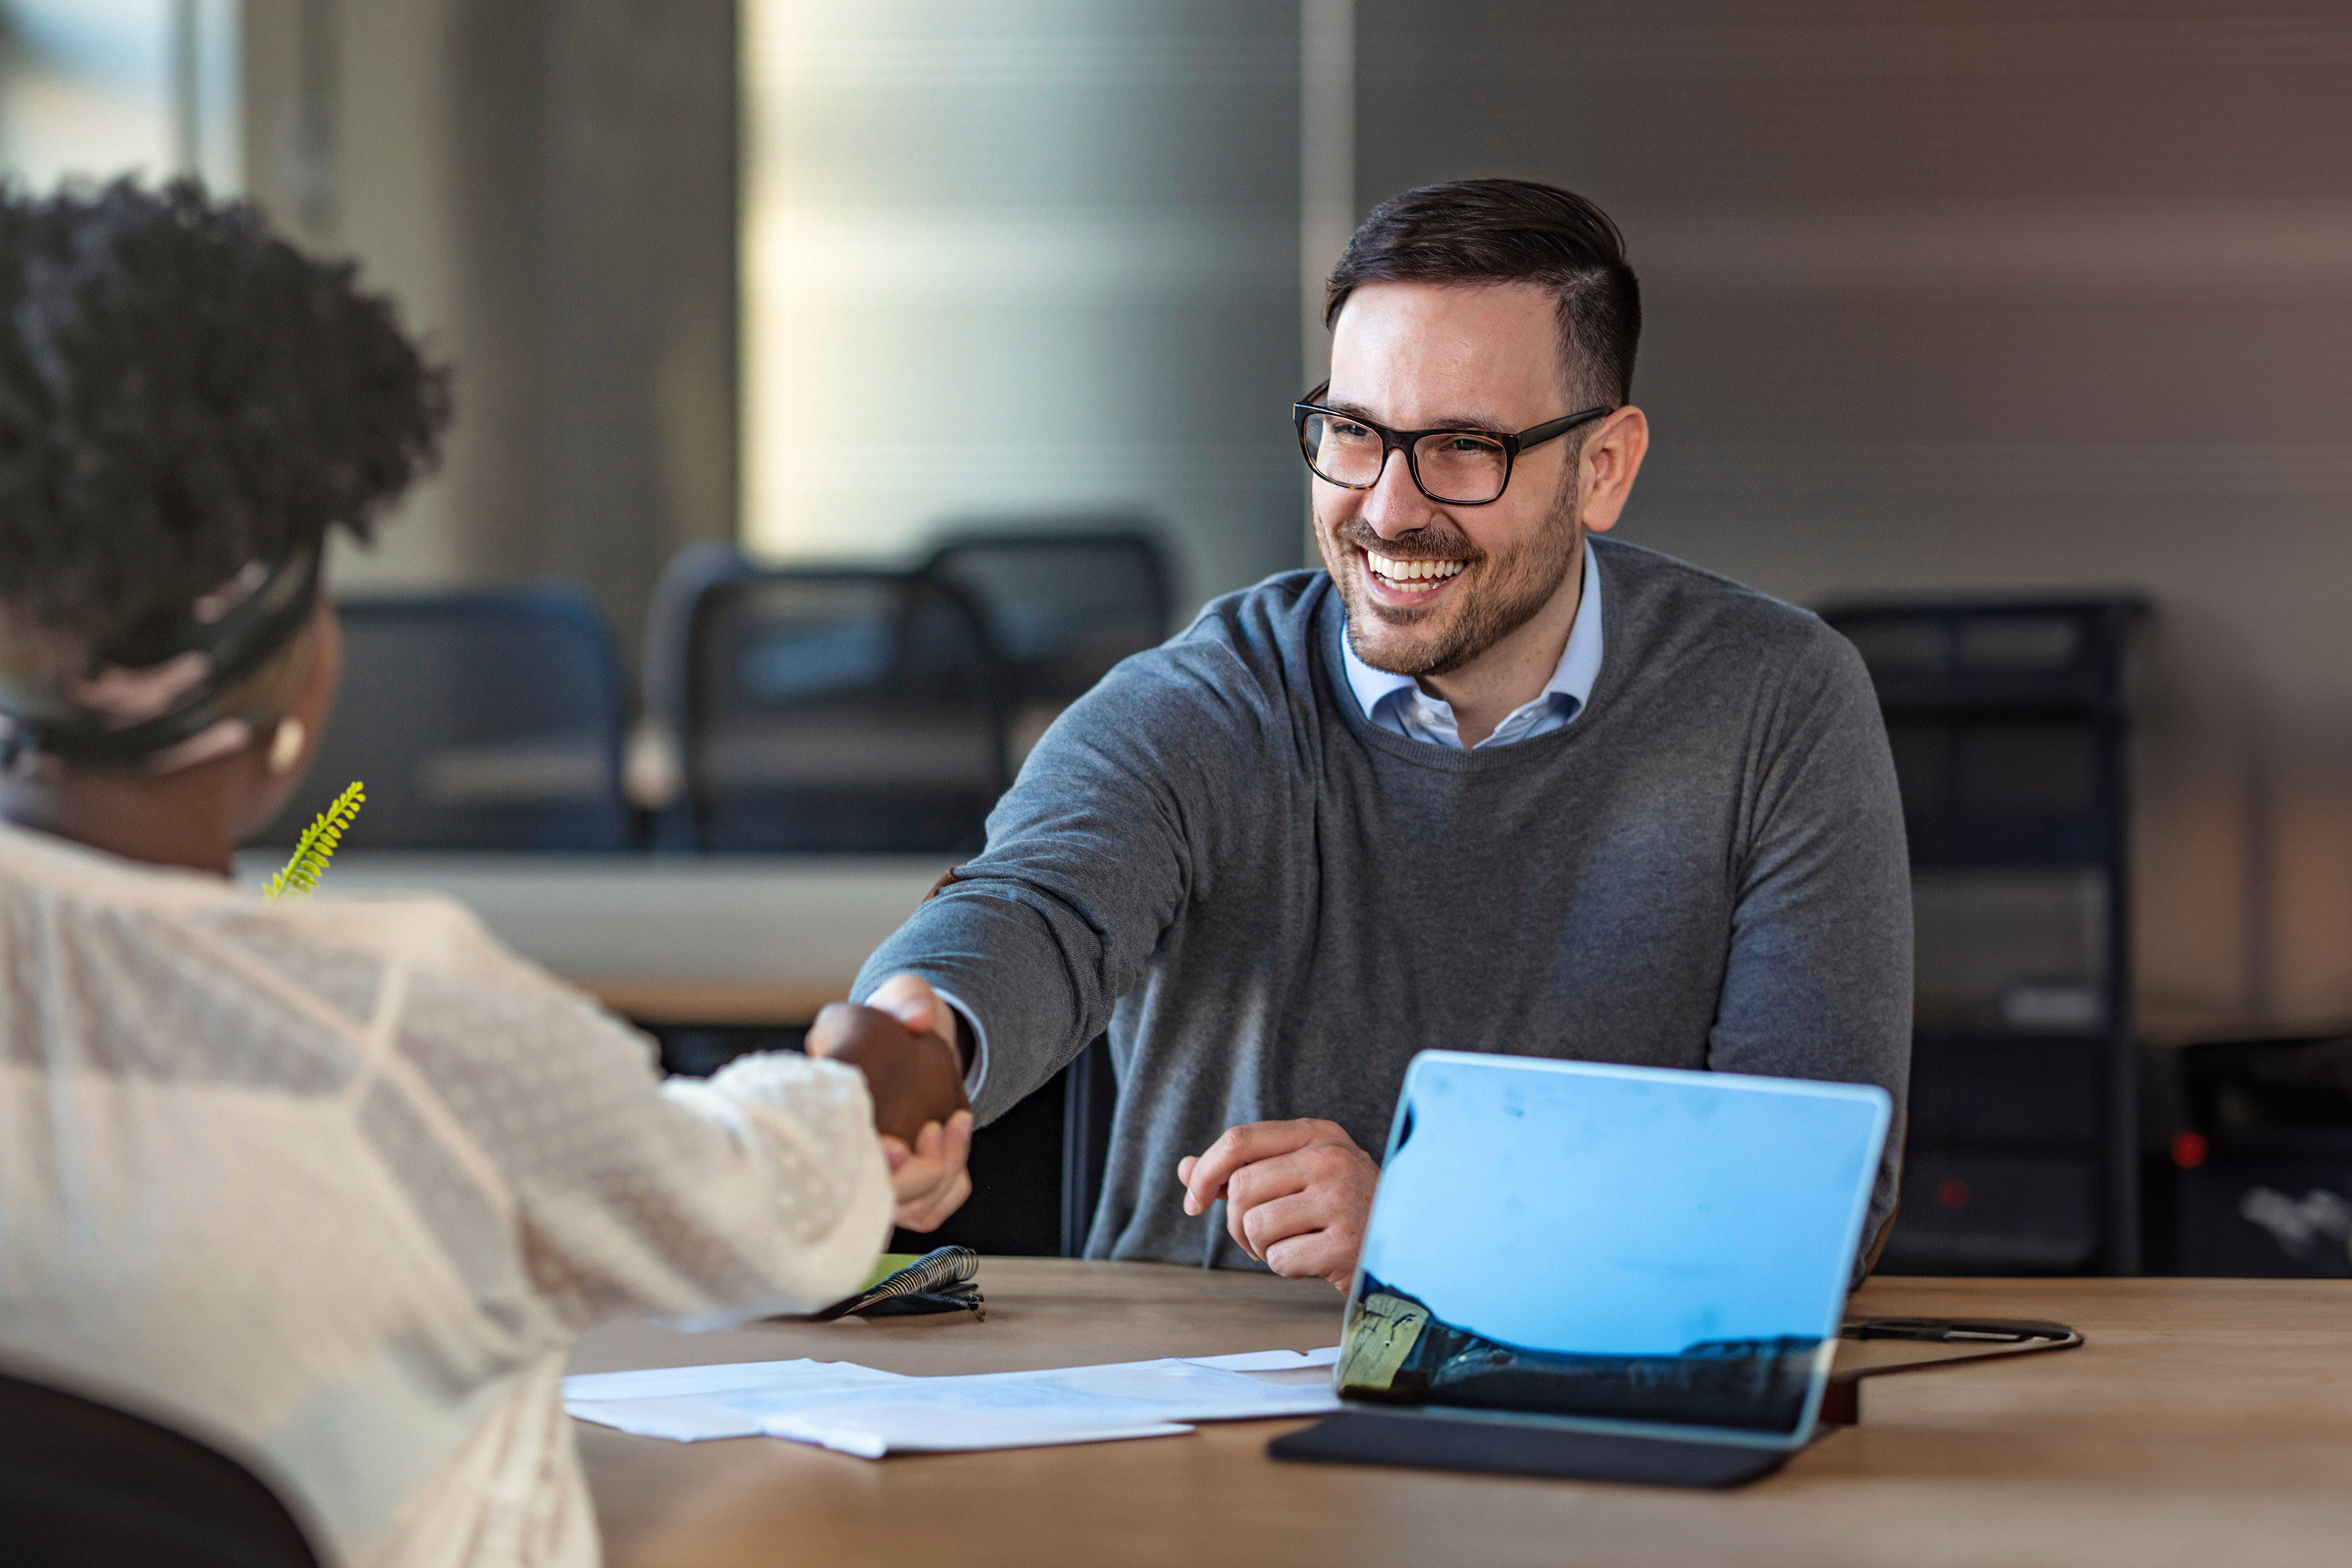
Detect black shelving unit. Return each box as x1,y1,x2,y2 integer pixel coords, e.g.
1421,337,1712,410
1822,597,2146,1275
2149,1031,2352,1277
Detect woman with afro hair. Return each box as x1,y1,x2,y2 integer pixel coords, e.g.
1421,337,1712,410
0,181,971,1567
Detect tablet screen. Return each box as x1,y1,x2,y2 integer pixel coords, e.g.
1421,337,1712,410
1340,1052,1891,1446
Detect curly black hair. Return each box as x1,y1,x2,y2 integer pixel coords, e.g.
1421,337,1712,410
0,178,450,650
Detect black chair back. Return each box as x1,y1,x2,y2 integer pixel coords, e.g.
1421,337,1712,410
874,1035,1117,1259
919,530,1171,704
1060,1036,1118,1256
252,585,632,851
635,541,758,846
0,1366,320,1568
686,570,1007,853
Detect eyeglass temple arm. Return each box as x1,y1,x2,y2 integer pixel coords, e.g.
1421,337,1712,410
1515,405,1616,451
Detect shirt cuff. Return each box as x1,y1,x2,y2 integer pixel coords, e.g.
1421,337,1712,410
932,986,989,1101
877,982,987,1103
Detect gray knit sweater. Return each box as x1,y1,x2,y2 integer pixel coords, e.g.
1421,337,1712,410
856,538,1912,1268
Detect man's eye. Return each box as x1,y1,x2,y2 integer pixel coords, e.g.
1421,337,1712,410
1329,420,1375,442
1437,434,1501,454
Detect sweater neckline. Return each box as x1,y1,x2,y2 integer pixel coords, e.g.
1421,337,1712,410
1310,547,1627,774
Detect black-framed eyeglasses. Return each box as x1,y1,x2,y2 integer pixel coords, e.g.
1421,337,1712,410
1292,382,1615,506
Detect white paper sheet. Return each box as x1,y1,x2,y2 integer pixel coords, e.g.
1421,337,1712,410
564,1349,1344,1456
1179,1346,1341,1373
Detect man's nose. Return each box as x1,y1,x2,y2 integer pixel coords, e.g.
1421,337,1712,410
1357,449,1440,540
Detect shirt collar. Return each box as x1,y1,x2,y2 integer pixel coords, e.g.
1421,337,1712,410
1339,538,1605,733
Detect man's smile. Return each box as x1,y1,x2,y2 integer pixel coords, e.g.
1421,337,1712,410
1360,546,1468,606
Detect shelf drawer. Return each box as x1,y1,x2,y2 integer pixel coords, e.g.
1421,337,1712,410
1912,867,2109,1033
1908,1035,2109,1147
1879,1151,2103,1275
2176,1158,2352,1278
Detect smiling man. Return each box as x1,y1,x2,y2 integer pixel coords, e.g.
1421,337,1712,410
855,179,1912,1284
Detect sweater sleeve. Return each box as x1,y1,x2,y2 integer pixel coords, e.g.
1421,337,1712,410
1707,624,1913,1265
853,637,1259,1125
386,911,894,1332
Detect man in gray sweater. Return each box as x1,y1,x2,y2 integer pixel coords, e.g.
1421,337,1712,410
855,178,1911,1287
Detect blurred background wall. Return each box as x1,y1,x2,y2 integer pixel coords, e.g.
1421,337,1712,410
1348,0,2352,1042
2,0,2348,1042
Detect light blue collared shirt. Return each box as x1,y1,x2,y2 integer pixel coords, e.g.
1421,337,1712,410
1338,539,1604,748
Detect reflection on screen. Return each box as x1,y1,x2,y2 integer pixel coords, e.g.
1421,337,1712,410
1341,1055,1887,1438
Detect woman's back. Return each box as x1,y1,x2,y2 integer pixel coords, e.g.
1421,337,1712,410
0,821,893,1566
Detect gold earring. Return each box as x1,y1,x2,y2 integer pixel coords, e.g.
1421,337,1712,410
267,718,306,775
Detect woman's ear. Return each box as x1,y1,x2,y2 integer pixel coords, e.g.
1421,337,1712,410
266,717,307,776
236,599,344,837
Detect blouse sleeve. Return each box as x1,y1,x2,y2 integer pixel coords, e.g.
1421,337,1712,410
380,907,894,1332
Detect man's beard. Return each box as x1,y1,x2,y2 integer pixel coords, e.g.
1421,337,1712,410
1330,477,1583,680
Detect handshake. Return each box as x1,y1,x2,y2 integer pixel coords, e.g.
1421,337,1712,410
815,974,1384,1291
807,984,975,1233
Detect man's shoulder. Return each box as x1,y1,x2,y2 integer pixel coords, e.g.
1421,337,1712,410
1126,568,1330,693
1025,570,1330,772
1594,537,1851,671
1176,568,1330,651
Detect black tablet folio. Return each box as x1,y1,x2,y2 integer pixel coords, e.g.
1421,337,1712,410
1269,1411,1788,1489
1286,1055,1895,1493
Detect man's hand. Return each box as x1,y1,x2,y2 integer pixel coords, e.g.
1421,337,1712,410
1177,1119,1379,1289
881,1111,974,1232
807,992,973,1231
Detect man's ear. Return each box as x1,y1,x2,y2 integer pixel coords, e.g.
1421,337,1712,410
1577,405,1649,535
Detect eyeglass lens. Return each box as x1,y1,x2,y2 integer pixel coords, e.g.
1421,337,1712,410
1300,411,1510,505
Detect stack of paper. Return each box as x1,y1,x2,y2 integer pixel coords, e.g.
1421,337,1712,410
565,1347,1341,1458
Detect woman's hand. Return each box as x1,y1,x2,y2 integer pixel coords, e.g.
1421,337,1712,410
806,1000,968,1141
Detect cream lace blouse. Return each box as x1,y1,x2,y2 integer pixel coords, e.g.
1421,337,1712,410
0,823,892,1566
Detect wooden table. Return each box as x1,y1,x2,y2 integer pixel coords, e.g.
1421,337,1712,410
230,851,949,1022
570,1261,2352,1567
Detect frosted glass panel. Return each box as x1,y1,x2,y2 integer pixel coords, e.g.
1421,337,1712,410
740,0,1303,608
0,0,236,190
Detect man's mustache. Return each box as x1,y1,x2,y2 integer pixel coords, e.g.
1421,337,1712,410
1328,520,1487,565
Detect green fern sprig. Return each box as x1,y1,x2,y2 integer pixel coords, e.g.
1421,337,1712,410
265,782,365,900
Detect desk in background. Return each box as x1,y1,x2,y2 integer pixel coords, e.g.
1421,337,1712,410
573,1262,2352,1568
230,851,949,1023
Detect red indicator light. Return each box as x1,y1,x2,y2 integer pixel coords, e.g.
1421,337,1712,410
2171,1131,2209,1169
1936,1177,1970,1210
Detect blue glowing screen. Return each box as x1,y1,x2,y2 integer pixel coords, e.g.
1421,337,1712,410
1341,1052,1890,1443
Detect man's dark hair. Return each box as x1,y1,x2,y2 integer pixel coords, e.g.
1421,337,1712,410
0,178,449,646
1324,178,1641,409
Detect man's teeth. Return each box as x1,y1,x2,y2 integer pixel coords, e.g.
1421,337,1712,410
1365,551,1465,592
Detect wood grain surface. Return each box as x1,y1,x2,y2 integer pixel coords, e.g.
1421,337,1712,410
571,1261,2352,1568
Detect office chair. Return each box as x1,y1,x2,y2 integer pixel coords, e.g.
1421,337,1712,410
251,584,633,852
633,541,759,845
1059,1036,1119,1256
876,1035,1118,1259
918,529,1172,705
685,569,1008,853
0,1365,322,1568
